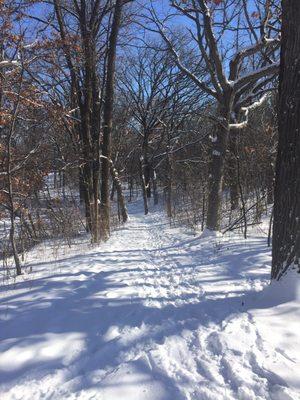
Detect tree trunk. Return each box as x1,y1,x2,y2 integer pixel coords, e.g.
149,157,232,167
129,178,133,203
166,151,172,218
81,163,93,233
236,150,247,239
142,131,152,199
152,169,158,205
7,155,21,275
110,181,116,201
272,0,300,279
140,157,149,215
110,163,128,223
9,217,21,275
266,163,274,205
100,0,123,240
144,162,151,198
206,122,230,231
79,168,85,204
228,131,239,211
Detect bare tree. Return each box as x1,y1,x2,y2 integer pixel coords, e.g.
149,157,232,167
148,0,280,230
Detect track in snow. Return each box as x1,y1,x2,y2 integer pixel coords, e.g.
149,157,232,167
0,200,299,400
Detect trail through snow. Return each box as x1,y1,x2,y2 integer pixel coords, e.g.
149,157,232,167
0,200,299,400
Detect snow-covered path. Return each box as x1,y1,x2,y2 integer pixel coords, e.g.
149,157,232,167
0,201,299,400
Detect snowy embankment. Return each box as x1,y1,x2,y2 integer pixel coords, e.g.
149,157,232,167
0,200,299,400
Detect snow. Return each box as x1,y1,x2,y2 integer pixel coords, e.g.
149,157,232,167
200,228,224,238
0,200,299,400
0,60,20,70
209,135,218,143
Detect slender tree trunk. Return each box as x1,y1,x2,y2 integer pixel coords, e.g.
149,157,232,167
110,181,116,201
152,169,158,205
79,168,85,204
140,157,149,215
236,150,247,239
228,131,239,211
7,140,21,275
166,150,173,218
9,215,21,275
82,163,93,233
272,0,300,279
266,163,274,205
142,131,152,199
201,186,206,231
5,67,22,275
101,0,123,240
129,178,133,203
92,160,100,243
268,207,273,248
206,120,230,231
144,163,151,198
110,163,128,223
54,171,57,189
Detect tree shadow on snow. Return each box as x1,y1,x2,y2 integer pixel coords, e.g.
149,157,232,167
0,228,289,397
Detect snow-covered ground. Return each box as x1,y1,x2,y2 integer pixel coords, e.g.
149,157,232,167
0,200,299,400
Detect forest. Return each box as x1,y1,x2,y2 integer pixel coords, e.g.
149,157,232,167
0,1,299,399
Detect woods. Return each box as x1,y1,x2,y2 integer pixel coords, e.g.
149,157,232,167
0,1,300,399
0,0,298,277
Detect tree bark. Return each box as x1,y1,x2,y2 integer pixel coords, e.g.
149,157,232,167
272,0,300,279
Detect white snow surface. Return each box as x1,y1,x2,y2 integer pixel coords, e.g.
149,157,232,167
0,200,299,400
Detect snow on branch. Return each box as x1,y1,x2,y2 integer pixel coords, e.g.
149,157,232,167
234,62,279,91
0,60,20,69
231,38,279,66
229,93,269,130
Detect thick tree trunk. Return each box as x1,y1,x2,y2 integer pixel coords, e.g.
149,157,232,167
206,122,230,231
100,0,123,240
272,0,300,279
